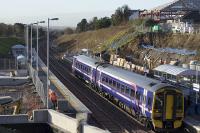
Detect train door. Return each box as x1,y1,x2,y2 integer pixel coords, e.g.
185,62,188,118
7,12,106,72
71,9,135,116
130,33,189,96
141,89,147,116
96,70,101,87
92,69,96,85
72,58,76,72
165,93,174,120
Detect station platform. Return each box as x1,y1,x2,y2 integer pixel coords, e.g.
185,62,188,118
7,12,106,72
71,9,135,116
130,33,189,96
184,104,200,133
37,53,91,115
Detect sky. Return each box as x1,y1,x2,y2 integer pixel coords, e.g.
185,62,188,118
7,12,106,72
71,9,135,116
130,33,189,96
0,0,173,27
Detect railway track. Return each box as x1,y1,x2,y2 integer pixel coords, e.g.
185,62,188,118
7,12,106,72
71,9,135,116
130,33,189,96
39,46,153,133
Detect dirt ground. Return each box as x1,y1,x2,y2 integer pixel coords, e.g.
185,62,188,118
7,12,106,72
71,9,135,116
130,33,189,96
0,83,45,116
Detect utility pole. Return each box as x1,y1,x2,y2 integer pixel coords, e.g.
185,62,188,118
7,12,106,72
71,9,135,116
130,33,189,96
46,18,59,109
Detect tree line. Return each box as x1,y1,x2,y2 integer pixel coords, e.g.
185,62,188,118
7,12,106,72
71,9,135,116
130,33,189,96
64,5,132,34
0,23,46,38
0,23,25,37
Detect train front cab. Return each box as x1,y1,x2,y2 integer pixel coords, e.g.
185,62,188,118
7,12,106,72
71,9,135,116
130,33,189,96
152,87,184,132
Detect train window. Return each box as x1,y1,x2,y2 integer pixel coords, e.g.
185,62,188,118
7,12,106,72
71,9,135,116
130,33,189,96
88,68,91,73
154,93,163,111
147,97,151,106
109,79,112,85
176,94,183,110
125,86,130,95
130,90,135,97
105,77,108,83
136,92,140,100
113,80,116,87
117,83,120,90
121,85,125,93
102,77,105,82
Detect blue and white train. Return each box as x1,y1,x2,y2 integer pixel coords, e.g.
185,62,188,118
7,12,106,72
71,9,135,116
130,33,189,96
72,55,184,131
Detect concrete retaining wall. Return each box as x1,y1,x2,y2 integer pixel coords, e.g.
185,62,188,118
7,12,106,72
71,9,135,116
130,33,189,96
83,125,110,133
33,109,48,123
48,110,78,133
0,114,28,124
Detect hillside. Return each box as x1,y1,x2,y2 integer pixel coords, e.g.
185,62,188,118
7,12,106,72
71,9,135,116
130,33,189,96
56,25,131,53
0,37,24,56
55,23,200,66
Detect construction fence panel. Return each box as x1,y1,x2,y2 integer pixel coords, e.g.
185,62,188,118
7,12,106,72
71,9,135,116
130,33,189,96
29,65,47,106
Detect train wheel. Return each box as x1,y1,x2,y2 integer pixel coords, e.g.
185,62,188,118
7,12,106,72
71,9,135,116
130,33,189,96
90,83,95,89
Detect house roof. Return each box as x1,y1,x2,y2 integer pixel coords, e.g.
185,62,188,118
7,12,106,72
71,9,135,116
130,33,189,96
154,64,199,76
151,0,200,12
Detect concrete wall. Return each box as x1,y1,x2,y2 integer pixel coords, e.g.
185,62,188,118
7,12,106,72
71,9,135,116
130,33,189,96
84,125,110,133
33,109,48,123
48,110,78,133
0,114,28,124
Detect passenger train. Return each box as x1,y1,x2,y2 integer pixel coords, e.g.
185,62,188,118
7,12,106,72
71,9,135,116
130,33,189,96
72,55,184,132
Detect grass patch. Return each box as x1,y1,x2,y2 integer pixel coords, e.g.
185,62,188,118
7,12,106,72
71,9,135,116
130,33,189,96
0,37,24,55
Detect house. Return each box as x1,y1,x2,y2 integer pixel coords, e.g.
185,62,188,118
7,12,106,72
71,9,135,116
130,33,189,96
129,10,141,20
182,11,200,33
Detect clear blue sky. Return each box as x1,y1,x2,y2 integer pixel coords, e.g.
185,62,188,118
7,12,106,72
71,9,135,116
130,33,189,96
0,0,172,27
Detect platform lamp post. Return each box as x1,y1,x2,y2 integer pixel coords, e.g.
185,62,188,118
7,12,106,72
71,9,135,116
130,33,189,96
30,24,33,69
196,66,199,104
24,24,29,62
33,21,45,74
46,18,59,109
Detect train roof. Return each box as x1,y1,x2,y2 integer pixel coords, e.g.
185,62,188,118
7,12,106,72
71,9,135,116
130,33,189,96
74,54,99,68
74,55,172,92
98,65,166,92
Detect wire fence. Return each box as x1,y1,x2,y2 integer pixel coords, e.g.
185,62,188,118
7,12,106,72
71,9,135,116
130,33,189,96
0,58,16,70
